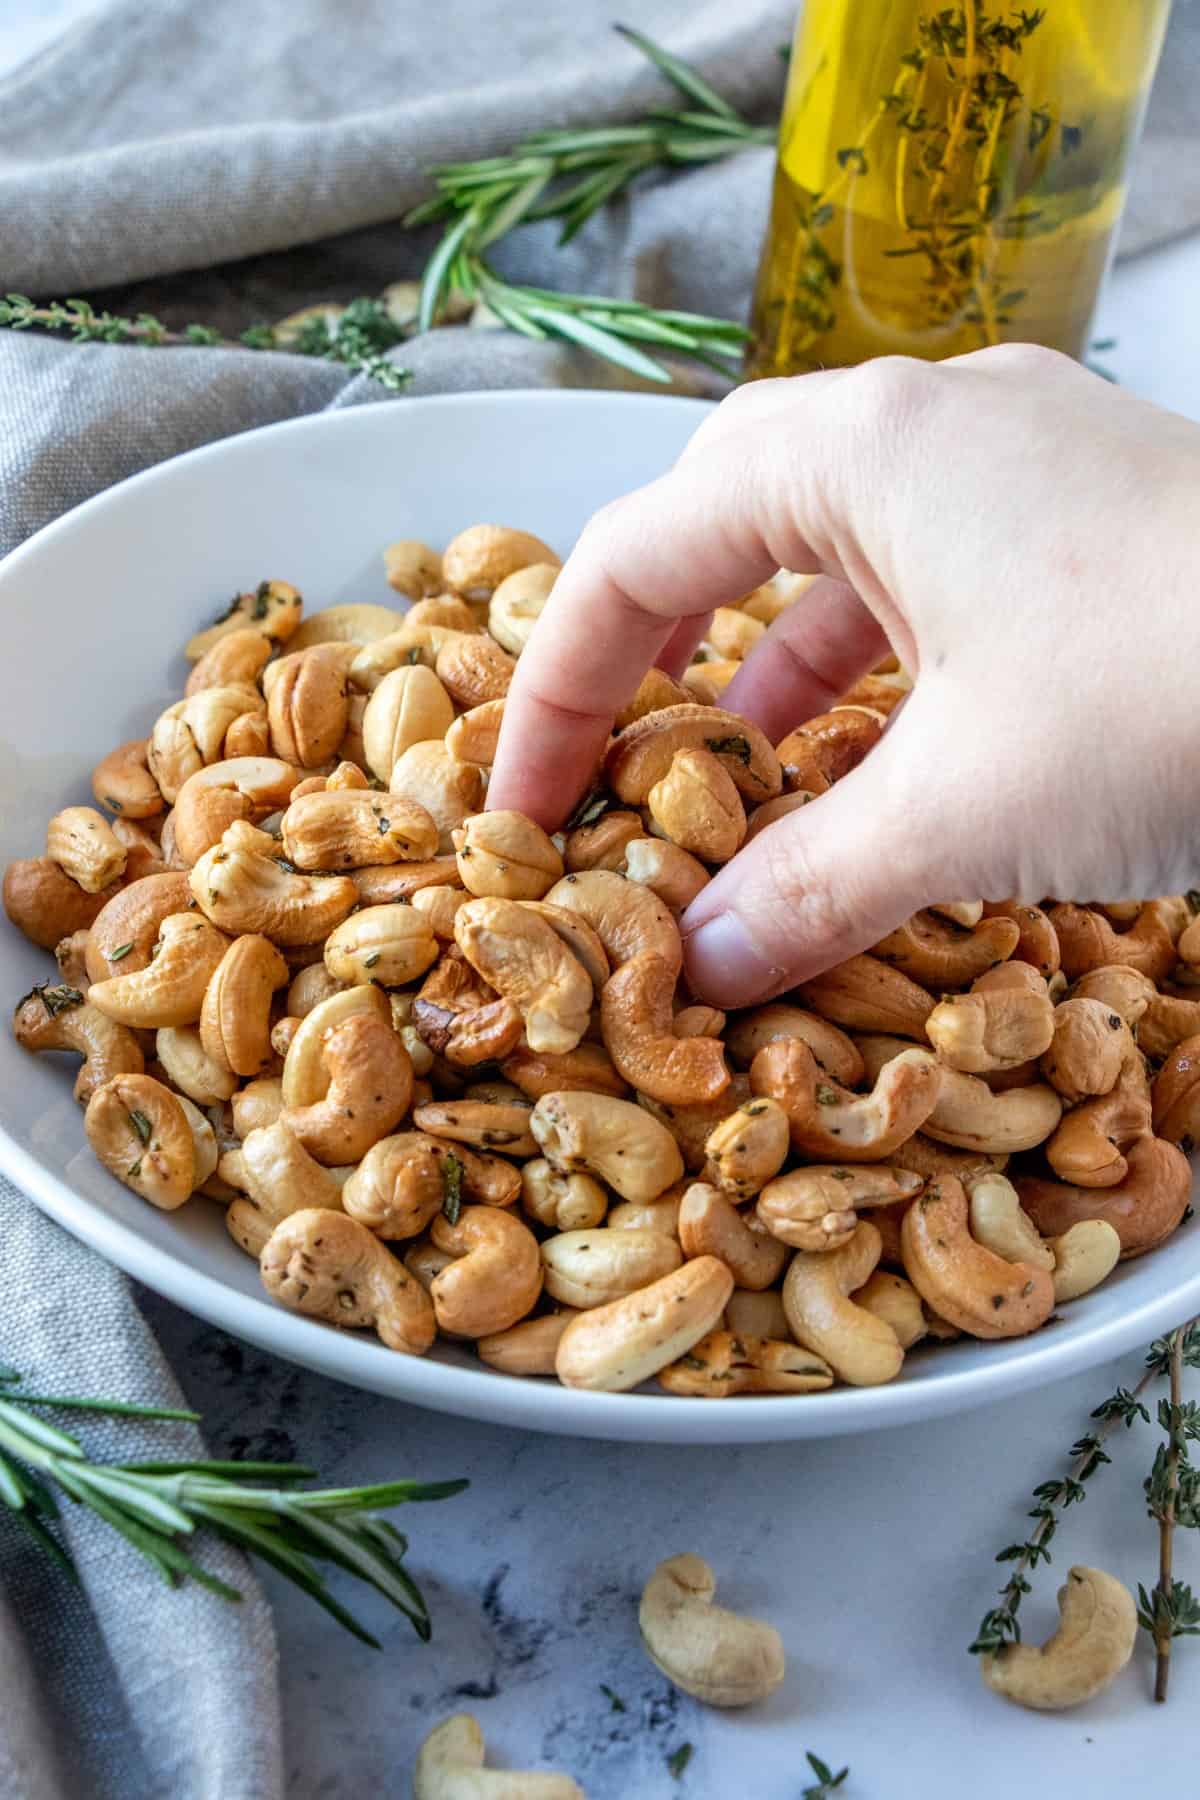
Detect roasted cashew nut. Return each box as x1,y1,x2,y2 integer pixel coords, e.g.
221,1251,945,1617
1151,1031,1200,1148
155,1025,239,1106
266,643,350,768
981,1567,1137,1711
454,896,592,1056
1017,1134,1192,1259
851,1270,928,1350
531,1091,684,1203
1049,901,1182,984
901,1177,1055,1339
382,538,443,600
658,1329,833,1396
600,952,729,1105
84,1073,199,1209
282,1012,413,1165
1040,998,1134,1104
980,900,1061,978
1048,1221,1122,1301
776,705,881,795
435,634,516,709
520,1158,608,1231
413,949,524,1069
441,522,560,597
342,1131,463,1240
872,909,1020,990
1045,1062,1151,1187
413,1713,582,1800
677,1182,788,1290
604,704,781,808
13,985,144,1105
543,869,682,973
360,663,454,783
647,747,747,863
281,787,438,869
541,1226,682,1309
702,1097,791,1201
2,857,116,951
260,1208,435,1353
185,580,302,661
88,912,231,1028
638,1554,786,1707
750,1038,940,1160
85,869,193,981
46,806,127,893
452,810,563,900
91,738,164,819
555,1256,733,1392
477,1312,579,1377
501,1042,628,1102
564,808,643,874
147,684,265,802
782,1222,905,1386
639,1078,752,1173
429,1205,543,1337
190,821,357,945
185,627,273,697
200,933,289,1077
224,1120,347,1257
172,756,304,865
757,1165,923,1253
389,740,486,857
926,972,1055,1072
964,1170,1055,1269
621,835,709,912
324,904,439,988
794,953,934,1040
724,1003,864,1086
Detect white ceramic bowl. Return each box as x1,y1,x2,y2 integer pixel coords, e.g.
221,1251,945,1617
1,390,1195,1443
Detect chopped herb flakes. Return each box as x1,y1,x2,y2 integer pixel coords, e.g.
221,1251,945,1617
704,734,751,766
666,1743,693,1780
441,1153,464,1225
33,983,84,1019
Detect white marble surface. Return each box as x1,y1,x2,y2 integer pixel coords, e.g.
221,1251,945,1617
4,8,1200,1794
136,236,1199,1800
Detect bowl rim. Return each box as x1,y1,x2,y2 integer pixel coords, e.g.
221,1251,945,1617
2,387,1197,1445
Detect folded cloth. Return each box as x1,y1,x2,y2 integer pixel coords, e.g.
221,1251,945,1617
0,2,1196,1796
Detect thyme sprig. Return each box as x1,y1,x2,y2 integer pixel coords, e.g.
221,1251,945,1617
1140,1324,1200,1698
0,1365,465,1645
0,293,411,390
971,1320,1200,1689
405,25,768,381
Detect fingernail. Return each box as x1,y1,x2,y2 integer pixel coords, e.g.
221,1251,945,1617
683,912,786,1008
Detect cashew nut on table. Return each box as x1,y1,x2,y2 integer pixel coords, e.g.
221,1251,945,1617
6,523,1196,1405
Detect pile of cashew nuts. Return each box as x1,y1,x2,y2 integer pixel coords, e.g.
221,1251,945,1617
6,523,1199,1402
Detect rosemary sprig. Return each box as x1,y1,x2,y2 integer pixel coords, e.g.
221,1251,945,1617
1,31,767,389
0,294,411,391
1140,1323,1200,1699
0,1366,465,1645
405,24,770,380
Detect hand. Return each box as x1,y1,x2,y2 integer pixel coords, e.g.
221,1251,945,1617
487,346,1200,1006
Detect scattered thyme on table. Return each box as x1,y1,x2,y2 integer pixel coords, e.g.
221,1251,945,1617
0,27,774,388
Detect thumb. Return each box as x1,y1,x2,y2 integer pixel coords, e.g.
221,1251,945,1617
680,697,984,1006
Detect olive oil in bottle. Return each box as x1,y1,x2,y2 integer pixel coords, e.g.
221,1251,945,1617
748,1,1170,376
